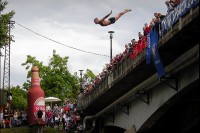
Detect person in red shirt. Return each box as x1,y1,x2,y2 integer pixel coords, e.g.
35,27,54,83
45,110,52,127
5,118,10,128
94,9,132,26
143,23,150,36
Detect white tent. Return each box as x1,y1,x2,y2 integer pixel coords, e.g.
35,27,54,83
45,97,62,108
45,97,61,102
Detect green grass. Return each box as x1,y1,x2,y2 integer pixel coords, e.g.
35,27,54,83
0,126,66,133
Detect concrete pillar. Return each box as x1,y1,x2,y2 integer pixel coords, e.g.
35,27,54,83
124,125,136,133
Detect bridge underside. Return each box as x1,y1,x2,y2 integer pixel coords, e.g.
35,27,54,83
138,79,199,133
104,126,125,133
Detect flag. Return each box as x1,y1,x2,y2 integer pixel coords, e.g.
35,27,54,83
151,42,165,78
146,26,165,78
146,32,151,64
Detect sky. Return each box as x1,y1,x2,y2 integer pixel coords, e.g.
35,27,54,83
1,0,167,87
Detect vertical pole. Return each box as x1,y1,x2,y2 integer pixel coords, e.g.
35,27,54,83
0,49,2,109
0,0,2,109
110,36,112,63
108,31,114,63
79,70,83,93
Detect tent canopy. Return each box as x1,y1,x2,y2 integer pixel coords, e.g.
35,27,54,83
45,97,61,102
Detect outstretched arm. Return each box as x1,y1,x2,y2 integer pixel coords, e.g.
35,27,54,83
100,10,112,22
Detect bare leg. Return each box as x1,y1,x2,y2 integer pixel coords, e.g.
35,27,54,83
114,9,132,21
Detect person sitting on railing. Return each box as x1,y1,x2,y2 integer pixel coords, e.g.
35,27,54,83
111,56,118,68
165,0,174,13
165,0,181,13
138,32,144,40
124,44,130,55
100,71,106,80
130,39,136,47
151,17,159,25
149,20,155,30
170,0,181,7
130,40,138,59
128,41,134,52
106,63,112,72
153,13,161,23
103,67,109,76
157,12,166,20
143,23,150,36
137,32,144,53
117,53,123,62
120,51,126,61
154,12,166,23
94,75,101,87
87,83,93,94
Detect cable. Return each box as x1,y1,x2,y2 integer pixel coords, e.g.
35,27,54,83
15,22,110,57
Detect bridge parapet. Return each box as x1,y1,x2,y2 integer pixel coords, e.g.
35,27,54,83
77,49,145,108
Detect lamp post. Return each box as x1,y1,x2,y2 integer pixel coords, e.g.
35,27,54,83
79,70,84,93
0,50,2,108
108,31,114,63
0,0,2,109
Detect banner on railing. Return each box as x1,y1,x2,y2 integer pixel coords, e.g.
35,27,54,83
160,0,199,35
146,27,165,78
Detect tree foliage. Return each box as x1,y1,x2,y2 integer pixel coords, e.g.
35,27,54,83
21,50,80,101
10,86,27,110
0,1,15,48
83,69,96,79
83,69,96,81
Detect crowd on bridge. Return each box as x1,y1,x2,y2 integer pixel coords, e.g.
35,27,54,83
78,0,182,98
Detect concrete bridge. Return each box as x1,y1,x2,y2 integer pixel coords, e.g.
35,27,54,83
77,1,199,133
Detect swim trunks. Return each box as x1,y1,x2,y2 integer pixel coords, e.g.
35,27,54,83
108,17,116,24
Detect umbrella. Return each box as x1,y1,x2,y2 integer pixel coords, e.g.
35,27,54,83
45,97,62,108
45,97,61,102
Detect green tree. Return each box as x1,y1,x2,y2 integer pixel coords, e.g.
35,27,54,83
83,69,96,81
10,85,28,110
0,1,15,47
22,50,80,101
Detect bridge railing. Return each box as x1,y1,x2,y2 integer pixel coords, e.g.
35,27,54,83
77,50,145,109
77,0,199,110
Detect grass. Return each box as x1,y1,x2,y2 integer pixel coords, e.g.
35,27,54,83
0,126,66,133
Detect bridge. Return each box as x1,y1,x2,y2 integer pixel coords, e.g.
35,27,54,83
77,1,199,133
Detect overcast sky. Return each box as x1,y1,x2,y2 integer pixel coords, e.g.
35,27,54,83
1,0,167,87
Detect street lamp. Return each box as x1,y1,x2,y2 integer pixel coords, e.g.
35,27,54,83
108,31,114,63
79,70,84,93
0,0,2,109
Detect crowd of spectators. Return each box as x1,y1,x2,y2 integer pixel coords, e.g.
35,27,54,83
45,98,82,133
0,108,28,128
78,0,182,98
0,98,83,133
